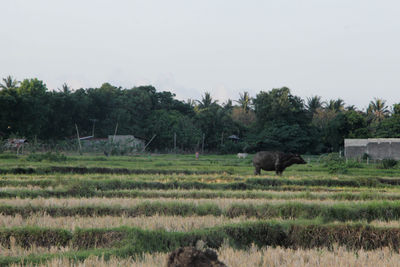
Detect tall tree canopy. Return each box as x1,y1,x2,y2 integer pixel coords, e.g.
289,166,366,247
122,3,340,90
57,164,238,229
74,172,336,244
1,76,399,154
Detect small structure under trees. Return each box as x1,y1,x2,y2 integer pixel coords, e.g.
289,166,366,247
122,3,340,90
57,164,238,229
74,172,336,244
228,135,240,143
345,138,400,160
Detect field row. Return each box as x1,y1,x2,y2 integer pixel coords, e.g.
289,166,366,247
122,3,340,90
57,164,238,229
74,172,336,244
1,154,400,177
0,166,234,175
2,221,400,265
7,245,400,267
0,172,393,183
1,188,400,200
2,200,400,221
2,176,400,192
0,197,378,207
0,214,252,231
2,214,400,231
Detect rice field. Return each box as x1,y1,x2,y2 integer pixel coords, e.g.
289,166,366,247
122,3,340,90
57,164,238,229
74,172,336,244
1,153,400,266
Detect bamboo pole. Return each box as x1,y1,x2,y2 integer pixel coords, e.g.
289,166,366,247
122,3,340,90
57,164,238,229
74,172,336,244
75,124,82,155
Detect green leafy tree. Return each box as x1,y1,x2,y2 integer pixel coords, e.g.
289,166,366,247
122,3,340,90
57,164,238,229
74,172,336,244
245,120,320,153
4,78,50,138
154,91,194,116
147,110,201,150
252,87,316,153
195,103,240,150
375,111,400,138
324,111,369,151
17,78,47,96
231,107,256,127
253,87,309,126
344,110,369,138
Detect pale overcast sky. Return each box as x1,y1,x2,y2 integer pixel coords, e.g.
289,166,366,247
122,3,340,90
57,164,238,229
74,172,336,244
1,0,399,110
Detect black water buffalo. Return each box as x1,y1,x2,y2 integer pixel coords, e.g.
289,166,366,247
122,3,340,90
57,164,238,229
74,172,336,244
252,151,306,175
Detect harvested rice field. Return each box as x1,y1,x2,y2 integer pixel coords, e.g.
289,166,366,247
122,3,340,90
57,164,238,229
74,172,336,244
2,153,400,266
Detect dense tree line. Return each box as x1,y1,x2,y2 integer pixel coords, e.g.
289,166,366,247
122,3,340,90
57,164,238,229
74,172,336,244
0,75,399,153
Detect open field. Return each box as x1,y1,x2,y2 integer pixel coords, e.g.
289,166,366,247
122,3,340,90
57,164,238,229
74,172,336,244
1,153,400,266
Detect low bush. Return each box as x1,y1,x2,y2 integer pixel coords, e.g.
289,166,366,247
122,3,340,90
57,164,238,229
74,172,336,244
65,181,96,197
320,153,348,174
345,160,363,168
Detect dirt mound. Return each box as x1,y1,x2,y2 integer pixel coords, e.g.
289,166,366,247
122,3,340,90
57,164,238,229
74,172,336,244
167,247,227,267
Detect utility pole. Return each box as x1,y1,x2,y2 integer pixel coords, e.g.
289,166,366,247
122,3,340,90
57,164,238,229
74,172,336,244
75,124,82,155
112,122,119,142
174,132,177,153
142,134,157,152
201,133,205,154
89,119,98,137
108,122,119,156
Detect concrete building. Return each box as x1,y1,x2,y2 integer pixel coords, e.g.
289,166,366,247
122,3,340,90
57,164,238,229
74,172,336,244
344,138,400,160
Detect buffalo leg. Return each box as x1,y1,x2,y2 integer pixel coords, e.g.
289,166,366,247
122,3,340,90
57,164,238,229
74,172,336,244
254,166,261,175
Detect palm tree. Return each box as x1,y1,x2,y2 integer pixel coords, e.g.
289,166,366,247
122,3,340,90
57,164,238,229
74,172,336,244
196,92,218,109
223,99,233,111
345,105,357,111
393,104,400,115
325,99,345,112
186,98,196,108
305,95,323,114
57,82,71,94
235,91,252,113
0,75,19,90
60,82,71,93
367,98,389,122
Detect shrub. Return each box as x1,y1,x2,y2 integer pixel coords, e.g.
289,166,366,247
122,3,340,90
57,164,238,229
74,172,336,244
345,160,363,168
327,163,348,174
320,153,343,166
66,181,96,197
380,158,398,169
320,153,348,174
